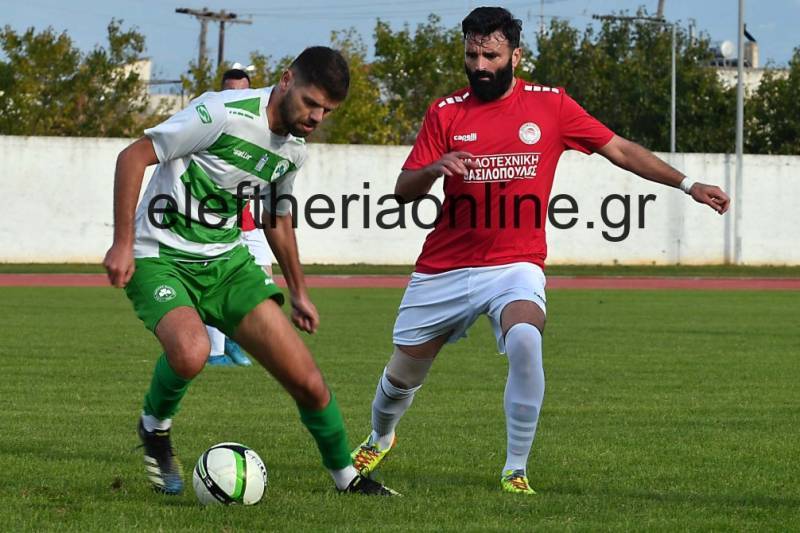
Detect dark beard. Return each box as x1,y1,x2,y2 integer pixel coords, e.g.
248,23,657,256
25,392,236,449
277,94,306,137
465,58,514,102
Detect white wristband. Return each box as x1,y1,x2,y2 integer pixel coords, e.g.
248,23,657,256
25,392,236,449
679,177,695,194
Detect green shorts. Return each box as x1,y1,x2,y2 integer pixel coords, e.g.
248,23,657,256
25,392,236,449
124,245,283,336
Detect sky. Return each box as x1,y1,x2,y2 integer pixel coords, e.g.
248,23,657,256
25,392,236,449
2,0,798,88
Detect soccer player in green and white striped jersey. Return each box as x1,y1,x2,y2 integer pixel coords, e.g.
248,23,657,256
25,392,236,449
103,47,398,497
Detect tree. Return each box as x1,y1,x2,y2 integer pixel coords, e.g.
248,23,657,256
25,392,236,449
247,51,290,89
371,15,466,144
180,56,217,98
0,20,154,137
746,48,800,154
313,29,395,144
533,13,736,153
181,51,290,100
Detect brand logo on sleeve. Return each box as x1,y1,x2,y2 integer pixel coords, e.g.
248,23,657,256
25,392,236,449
195,104,213,124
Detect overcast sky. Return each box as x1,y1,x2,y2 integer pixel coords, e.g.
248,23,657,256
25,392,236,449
3,0,798,84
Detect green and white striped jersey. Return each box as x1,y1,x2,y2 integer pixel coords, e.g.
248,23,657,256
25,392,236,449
134,87,306,260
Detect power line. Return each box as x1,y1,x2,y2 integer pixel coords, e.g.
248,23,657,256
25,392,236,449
175,7,252,68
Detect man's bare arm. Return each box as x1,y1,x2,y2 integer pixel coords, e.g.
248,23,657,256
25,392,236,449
263,212,319,334
103,136,159,287
597,135,731,214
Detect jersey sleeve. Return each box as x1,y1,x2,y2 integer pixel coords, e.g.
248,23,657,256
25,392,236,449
259,171,297,217
558,91,615,154
144,97,227,162
402,102,447,170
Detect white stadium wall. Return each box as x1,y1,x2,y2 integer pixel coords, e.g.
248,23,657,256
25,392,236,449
0,135,798,265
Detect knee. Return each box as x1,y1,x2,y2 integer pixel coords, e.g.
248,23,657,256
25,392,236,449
385,347,434,390
505,323,543,374
293,370,329,410
506,323,542,351
167,335,210,379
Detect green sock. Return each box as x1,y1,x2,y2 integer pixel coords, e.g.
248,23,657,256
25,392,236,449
298,392,353,470
142,353,192,420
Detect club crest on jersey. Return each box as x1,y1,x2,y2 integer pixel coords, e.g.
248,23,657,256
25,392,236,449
271,159,291,180
518,122,541,145
153,284,177,302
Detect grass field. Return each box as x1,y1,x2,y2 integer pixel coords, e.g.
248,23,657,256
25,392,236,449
3,262,800,277
1,286,798,531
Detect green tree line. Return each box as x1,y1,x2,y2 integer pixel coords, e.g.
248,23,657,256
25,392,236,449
1,15,798,153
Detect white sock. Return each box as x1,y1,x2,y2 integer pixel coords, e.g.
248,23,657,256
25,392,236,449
206,326,226,356
329,465,358,490
370,369,420,450
141,412,172,432
503,323,545,474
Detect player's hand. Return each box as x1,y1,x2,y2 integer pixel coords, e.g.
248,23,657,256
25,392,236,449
429,151,478,177
103,243,135,288
689,183,731,214
290,292,319,334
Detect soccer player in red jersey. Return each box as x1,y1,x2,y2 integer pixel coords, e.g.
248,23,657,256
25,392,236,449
351,7,730,494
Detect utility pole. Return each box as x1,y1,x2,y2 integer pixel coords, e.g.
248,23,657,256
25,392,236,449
540,0,545,35
176,8,252,68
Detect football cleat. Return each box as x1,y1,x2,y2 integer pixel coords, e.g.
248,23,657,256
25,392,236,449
224,338,252,367
137,420,184,495
500,469,536,495
339,473,400,496
351,434,396,475
206,354,235,367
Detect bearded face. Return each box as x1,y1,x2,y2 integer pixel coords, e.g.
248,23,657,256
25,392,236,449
463,32,519,102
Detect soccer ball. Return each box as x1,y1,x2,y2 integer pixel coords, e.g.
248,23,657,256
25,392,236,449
192,442,268,505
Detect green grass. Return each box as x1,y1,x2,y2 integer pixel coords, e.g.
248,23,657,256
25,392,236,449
1,287,798,531
2,262,800,277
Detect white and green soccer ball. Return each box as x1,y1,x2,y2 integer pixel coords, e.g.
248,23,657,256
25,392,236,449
192,443,268,506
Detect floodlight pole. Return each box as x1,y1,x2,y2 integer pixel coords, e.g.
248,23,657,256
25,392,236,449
734,0,745,264
670,23,676,154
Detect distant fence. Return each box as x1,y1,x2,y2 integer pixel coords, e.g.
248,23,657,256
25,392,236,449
1,135,798,265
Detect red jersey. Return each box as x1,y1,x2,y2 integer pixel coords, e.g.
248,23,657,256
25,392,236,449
404,79,614,273
240,201,256,231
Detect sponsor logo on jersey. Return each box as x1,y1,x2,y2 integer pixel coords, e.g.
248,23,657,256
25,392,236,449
254,154,270,172
153,284,177,302
518,122,541,145
453,132,478,142
464,152,540,183
195,104,212,124
233,148,253,161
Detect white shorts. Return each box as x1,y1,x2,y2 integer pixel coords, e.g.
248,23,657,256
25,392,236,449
392,262,547,354
241,229,272,267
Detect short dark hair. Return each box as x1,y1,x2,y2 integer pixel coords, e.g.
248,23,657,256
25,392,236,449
289,46,350,102
462,7,523,49
222,68,250,86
